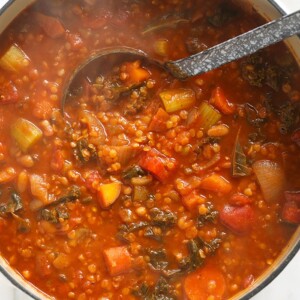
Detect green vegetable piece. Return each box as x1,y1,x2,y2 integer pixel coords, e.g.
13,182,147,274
159,88,196,113
11,118,43,152
0,44,30,73
198,102,221,130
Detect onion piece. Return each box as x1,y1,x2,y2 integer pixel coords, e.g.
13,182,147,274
252,160,285,202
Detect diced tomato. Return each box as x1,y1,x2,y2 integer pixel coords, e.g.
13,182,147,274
32,99,53,119
182,190,206,211
282,201,300,224
103,246,132,276
139,149,175,182
0,81,19,104
209,87,236,115
50,149,64,172
220,204,255,234
34,12,65,38
183,266,226,300
148,108,169,132
229,193,253,206
66,33,84,50
35,254,52,277
200,174,232,194
84,170,101,192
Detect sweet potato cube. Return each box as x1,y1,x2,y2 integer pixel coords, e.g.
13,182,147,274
103,246,132,276
97,182,121,208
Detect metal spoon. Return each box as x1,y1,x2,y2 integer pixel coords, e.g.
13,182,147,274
62,9,300,108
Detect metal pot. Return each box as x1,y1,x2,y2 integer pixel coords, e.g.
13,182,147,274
0,0,299,299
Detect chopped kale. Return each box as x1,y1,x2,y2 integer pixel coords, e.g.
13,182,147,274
74,138,97,163
116,221,149,242
197,202,218,227
133,277,177,300
40,205,69,224
208,3,237,27
244,103,267,128
241,53,290,90
122,165,147,181
0,191,23,215
50,185,81,207
148,249,169,271
144,226,163,242
276,102,299,135
150,208,177,228
179,238,204,273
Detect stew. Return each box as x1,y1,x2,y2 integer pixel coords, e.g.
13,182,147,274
0,0,299,299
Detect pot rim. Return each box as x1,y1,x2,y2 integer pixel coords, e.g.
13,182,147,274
0,1,299,300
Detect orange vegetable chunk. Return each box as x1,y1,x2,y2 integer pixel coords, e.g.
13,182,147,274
200,174,232,194
103,246,132,276
184,266,226,300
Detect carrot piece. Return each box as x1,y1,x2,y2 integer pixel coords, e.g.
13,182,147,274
103,246,132,276
139,149,175,182
122,60,151,85
97,182,121,208
182,190,206,211
148,108,169,132
220,204,256,234
184,266,226,300
34,12,65,38
209,87,236,115
200,174,232,194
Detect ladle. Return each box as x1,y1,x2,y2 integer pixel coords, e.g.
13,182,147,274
62,9,300,108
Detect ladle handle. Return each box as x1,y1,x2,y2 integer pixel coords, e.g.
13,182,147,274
166,10,300,79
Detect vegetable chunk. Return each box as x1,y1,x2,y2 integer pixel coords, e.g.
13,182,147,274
11,118,43,152
184,266,226,300
97,182,121,208
0,44,29,72
200,174,232,194
103,246,132,276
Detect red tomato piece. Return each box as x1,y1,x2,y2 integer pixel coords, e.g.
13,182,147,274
148,108,169,132
284,191,300,203
139,149,175,182
220,204,255,234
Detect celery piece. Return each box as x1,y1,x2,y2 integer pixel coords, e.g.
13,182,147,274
0,44,30,72
159,88,196,113
11,118,43,152
198,102,221,130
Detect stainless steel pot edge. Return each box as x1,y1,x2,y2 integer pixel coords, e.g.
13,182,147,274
0,1,299,300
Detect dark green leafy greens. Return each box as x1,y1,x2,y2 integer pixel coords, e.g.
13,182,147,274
0,191,23,215
208,3,237,27
276,102,299,135
196,202,219,227
133,277,177,300
148,249,169,271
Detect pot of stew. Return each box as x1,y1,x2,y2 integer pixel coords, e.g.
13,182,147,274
0,0,299,299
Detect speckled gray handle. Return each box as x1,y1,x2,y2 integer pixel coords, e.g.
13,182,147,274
166,10,300,79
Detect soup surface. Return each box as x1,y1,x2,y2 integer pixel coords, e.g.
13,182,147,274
0,0,299,299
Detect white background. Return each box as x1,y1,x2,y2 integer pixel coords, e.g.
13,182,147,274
0,0,299,299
